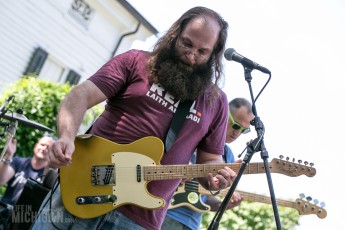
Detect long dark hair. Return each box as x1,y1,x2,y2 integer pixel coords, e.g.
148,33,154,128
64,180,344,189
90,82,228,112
148,7,229,94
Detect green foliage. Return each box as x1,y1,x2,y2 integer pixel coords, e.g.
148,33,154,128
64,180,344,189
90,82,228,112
0,76,103,197
201,201,300,230
0,76,103,158
0,185,6,195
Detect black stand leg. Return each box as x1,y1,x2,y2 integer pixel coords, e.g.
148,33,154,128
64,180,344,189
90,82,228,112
251,117,282,229
207,137,259,230
208,67,281,230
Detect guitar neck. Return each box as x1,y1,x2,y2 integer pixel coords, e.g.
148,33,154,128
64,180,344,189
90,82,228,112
198,186,295,209
144,157,316,181
144,162,265,181
235,190,295,209
183,182,327,218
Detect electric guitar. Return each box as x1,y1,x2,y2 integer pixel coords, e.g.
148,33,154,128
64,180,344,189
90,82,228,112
60,134,316,218
169,181,327,219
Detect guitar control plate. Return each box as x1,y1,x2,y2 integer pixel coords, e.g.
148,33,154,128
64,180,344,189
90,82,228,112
76,195,117,205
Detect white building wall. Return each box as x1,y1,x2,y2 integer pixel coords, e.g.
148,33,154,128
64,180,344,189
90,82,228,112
0,0,156,93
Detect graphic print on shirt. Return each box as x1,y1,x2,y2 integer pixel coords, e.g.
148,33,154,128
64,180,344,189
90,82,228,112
10,170,42,188
146,83,201,123
11,171,27,187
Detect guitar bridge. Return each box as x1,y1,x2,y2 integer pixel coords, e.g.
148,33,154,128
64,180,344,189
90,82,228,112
91,165,115,185
76,195,117,205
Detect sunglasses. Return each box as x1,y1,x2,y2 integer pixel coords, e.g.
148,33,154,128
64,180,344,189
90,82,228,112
228,111,251,134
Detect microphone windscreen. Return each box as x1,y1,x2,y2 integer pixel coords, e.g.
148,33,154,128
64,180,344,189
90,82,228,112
224,48,236,61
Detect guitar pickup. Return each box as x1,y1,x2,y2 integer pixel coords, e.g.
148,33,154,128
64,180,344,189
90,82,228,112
91,165,116,185
76,195,117,205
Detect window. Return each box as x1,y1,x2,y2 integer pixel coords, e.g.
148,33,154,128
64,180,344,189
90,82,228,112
24,47,48,75
65,70,81,85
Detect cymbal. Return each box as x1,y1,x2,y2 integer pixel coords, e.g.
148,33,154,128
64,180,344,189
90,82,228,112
1,113,55,133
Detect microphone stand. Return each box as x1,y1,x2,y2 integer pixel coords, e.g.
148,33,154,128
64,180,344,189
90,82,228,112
208,67,281,230
0,121,18,162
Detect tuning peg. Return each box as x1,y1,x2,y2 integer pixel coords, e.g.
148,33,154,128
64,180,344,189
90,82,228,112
320,201,326,208
299,193,305,199
310,162,314,167
304,161,309,166
292,158,295,163
313,199,319,205
298,159,302,164
279,155,284,159
306,196,312,202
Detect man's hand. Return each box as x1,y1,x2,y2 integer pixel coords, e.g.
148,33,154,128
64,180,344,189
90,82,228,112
48,137,75,168
5,139,17,159
226,191,243,209
207,166,237,191
207,191,243,211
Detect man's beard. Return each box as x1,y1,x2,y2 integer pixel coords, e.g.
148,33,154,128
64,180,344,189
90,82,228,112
155,48,213,101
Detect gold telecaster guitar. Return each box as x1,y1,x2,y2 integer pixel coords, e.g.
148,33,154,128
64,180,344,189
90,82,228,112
169,181,327,219
60,135,316,219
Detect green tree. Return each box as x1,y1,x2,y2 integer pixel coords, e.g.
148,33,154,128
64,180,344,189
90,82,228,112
0,76,103,196
201,201,300,230
0,76,103,157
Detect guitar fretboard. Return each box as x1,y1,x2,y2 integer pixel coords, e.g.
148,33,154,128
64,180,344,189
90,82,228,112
143,162,266,181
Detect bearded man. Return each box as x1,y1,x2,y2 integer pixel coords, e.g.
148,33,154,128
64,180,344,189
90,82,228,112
32,6,236,230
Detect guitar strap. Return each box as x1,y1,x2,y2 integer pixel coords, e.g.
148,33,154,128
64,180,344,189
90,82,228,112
84,100,193,152
165,100,193,152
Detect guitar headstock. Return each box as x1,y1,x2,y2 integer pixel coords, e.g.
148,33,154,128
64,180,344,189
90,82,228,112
270,155,316,177
295,194,327,219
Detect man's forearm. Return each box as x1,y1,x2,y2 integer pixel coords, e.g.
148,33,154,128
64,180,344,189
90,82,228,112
0,162,12,185
57,89,89,139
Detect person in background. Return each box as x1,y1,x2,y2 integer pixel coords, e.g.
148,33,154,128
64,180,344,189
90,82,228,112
162,97,254,230
32,6,237,230
0,135,55,206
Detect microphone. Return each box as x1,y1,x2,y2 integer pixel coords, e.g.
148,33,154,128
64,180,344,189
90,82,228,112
0,95,14,117
224,48,271,74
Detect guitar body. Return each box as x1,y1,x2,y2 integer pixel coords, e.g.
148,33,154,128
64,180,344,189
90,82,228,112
60,135,165,218
169,183,210,213
60,135,317,218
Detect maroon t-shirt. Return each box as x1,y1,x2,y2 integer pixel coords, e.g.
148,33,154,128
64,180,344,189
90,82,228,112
88,49,228,229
